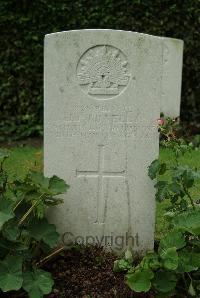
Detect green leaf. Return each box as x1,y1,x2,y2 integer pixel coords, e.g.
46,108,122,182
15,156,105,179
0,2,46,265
113,249,133,272
148,160,167,180
29,218,59,248
173,166,200,189
148,159,160,179
23,269,54,298
154,181,169,201
0,238,29,256
126,269,154,292
180,198,188,209
29,171,49,190
140,252,160,270
0,172,7,190
113,259,132,272
177,249,200,273
0,150,9,163
171,209,200,235
2,219,20,241
159,163,167,175
0,255,23,292
159,231,186,250
0,199,14,229
188,281,196,297
153,270,177,293
159,247,178,270
169,182,184,197
49,175,69,194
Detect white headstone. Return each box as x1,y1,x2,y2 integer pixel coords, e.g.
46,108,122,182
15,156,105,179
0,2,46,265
44,29,162,254
161,37,183,118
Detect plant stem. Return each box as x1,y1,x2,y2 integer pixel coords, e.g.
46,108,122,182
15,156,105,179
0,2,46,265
13,198,23,211
187,272,192,281
18,193,44,226
36,246,65,267
18,201,38,226
184,187,196,210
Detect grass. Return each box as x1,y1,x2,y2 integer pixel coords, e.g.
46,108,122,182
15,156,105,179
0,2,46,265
3,146,43,181
1,145,200,240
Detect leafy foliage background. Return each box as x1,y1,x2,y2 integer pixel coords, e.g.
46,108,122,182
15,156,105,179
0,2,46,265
0,0,199,140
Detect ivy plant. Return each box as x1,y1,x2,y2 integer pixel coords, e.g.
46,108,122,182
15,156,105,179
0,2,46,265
0,150,69,298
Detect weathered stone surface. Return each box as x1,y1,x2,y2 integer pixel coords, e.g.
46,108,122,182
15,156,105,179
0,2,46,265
161,37,183,118
44,29,162,253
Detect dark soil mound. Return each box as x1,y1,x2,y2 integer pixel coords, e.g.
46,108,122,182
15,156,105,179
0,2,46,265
44,245,154,298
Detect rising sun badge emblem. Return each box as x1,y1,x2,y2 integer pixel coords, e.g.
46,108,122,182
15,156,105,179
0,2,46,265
77,45,130,99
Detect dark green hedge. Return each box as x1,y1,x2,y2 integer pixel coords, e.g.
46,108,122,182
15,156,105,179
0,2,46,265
1,0,200,140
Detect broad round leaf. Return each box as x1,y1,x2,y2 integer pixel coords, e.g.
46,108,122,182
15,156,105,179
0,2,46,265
148,159,160,180
0,199,14,229
171,209,200,235
159,231,186,251
177,249,200,273
0,150,9,163
2,219,20,241
23,269,54,298
159,247,178,270
29,171,50,191
126,269,154,292
29,218,59,248
153,270,177,293
0,255,23,292
49,175,69,194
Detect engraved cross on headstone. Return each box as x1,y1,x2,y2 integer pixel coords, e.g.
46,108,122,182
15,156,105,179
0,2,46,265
76,145,126,224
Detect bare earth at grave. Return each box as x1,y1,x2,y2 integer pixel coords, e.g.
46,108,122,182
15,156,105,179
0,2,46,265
44,246,154,298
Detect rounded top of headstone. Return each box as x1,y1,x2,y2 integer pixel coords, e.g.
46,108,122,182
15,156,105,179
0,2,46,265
45,29,183,45
45,29,158,39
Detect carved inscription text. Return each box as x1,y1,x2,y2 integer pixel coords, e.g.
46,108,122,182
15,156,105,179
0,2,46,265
47,104,157,139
